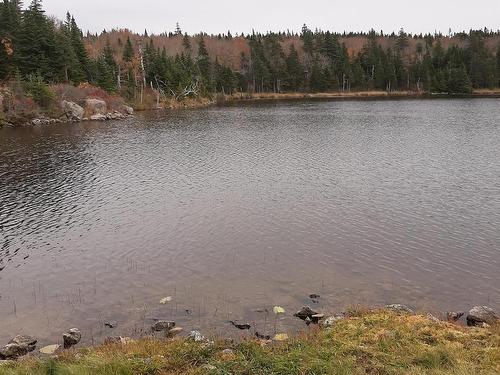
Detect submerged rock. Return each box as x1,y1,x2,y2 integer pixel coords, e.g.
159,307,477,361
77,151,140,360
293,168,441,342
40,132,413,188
229,321,251,330
63,328,81,349
385,304,414,313
0,335,37,359
104,321,117,329
294,306,318,320
467,306,498,327
151,321,175,332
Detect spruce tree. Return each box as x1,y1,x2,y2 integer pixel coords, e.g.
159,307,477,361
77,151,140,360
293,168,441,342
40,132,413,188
197,36,212,91
123,36,134,62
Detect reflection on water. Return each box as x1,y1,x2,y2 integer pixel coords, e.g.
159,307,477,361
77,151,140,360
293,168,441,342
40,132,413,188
0,99,499,345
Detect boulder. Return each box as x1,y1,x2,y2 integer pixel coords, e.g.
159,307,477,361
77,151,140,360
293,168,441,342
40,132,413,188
0,335,37,359
385,304,414,313
63,328,81,349
294,306,318,320
84,98,107,115
466,306,498,327
151,321,175,332
61,101,84,121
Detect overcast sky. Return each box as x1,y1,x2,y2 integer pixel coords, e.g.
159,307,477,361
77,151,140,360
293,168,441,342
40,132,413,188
42,0,500,36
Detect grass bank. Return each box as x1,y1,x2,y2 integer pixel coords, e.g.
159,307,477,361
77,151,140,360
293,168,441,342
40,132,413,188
2,309,498,375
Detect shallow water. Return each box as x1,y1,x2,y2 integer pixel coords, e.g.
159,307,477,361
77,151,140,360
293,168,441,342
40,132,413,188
0,99,499,345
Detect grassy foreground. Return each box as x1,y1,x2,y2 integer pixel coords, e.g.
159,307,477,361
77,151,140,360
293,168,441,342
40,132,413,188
1,309,499,375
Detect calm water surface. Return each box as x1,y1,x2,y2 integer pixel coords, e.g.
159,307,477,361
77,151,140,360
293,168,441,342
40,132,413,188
0,99,499,345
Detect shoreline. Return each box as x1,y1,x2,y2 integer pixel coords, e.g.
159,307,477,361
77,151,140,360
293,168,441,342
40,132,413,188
1,305,498,374
3,89,500,128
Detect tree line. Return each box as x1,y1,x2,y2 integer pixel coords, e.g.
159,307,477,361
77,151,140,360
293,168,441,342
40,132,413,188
1,0,500,104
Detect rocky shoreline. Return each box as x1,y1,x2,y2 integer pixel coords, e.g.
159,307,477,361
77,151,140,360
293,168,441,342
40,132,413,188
1,303,497,362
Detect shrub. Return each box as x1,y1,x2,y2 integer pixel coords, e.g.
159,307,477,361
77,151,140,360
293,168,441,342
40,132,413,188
23,73,55,108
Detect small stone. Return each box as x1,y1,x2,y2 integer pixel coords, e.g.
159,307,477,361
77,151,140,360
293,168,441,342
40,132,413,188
122,105,134,115
294,306,318,320
63,328,81,349
39,345,60,355
321,314,346,328
152,321,175,332
167,327,183,337
446,311,464,323
188,330,205,342
90,114,107,121
311,313,325,323
467,306,498,327
385,304,414,313
426,313,441,323
104,337,122,344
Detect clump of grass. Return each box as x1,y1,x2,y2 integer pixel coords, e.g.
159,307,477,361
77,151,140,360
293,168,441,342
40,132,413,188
2,310,499,375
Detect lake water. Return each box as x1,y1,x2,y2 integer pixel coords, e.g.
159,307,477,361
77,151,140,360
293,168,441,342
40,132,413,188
0,99,499,346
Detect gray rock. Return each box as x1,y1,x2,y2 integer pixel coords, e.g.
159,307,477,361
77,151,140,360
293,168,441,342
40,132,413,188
467,306,498,327
90,114,107,121
222,349,234,355
294,306,318,320
151,320,175,332
84,98,107,115
0,335,37,359
39,344,60,355
167,327,183,337
122,105,134,115
385,304,414,313
426,313,441,323
311,313,325,324
446,311,464,323
321,314,345,328
61,101,84,121
187,330,206,342
63,328,81,349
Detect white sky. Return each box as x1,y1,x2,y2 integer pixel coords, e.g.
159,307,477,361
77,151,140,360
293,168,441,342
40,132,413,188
42,0,500,36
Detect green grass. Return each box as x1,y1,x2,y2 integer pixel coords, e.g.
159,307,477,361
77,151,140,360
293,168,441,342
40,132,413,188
1,310,499,375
